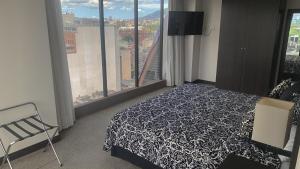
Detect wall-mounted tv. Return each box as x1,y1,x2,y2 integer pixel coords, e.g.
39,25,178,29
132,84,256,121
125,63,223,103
168,11,204,36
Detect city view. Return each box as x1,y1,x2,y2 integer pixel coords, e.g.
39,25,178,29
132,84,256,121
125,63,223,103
60,0,167,105
287,13,300,56
285,13,300,75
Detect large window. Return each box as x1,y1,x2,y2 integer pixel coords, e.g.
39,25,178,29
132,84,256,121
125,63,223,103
284,13,300,75
60,0,164,105
138,0,162,86
60,1,104,106
104,0,135,94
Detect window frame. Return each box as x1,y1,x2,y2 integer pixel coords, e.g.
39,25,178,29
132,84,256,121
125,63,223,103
279,9,300,82
60,0,165,108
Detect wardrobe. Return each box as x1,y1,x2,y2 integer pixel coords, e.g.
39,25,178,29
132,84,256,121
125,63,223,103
216,0,285,96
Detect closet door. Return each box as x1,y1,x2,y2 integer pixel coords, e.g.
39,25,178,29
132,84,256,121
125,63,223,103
216,0,247,91
241,0,281,95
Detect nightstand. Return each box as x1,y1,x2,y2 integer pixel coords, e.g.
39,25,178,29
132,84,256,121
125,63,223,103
218,154,275,169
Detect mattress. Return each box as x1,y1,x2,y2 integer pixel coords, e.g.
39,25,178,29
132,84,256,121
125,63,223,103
104,83,281,169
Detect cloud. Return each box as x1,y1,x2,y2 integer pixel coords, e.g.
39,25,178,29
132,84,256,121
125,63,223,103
103,1,113,8
61,0,162,10
61,0,99,8
107,6,115,10
139,3,160,9
120,6,132,11
138,8,145,13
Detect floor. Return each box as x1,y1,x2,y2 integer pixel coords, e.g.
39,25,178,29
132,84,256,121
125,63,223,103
2,87,170,169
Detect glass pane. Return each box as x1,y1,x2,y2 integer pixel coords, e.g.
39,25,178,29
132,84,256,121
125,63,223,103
138,0,162,86
284,13,300,75
165,0,168,14
104,0,135,95
60,0,104,106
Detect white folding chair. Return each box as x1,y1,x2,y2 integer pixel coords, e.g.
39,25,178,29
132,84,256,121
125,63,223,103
0,102,62,169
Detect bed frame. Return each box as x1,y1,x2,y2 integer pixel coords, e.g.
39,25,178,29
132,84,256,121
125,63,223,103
111,146,162,169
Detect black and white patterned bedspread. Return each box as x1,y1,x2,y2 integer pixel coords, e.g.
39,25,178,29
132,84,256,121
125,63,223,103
104,83,280,169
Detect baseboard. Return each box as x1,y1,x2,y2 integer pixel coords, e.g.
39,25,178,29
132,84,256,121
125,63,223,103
0,135,61,162
185,79,216,85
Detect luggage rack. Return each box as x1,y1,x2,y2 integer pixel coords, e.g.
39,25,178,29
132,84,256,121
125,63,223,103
0,102,62,169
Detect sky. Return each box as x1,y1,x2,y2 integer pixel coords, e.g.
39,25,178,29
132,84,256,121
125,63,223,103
294,14,300,20
61,0,168,19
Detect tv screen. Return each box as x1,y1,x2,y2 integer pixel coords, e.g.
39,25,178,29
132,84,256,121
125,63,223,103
168,11,204,36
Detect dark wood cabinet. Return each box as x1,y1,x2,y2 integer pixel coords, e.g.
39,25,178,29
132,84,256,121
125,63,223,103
216,0,282,95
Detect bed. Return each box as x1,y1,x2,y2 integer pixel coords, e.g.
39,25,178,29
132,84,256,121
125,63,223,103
104,83,281,169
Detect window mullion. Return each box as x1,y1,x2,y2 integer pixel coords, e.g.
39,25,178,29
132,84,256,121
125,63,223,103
98,0,108,97
134,0,139,88
159,0,164,80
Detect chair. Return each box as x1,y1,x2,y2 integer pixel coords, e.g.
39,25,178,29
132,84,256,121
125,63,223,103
0,102,62,169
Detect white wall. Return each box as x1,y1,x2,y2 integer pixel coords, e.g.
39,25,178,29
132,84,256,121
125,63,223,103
0,0,57,157
198,0,222,82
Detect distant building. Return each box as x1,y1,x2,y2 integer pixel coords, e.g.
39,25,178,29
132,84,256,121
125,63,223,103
64,32,77,54
63,13,77,54
62,12,161,103
62,12,75,27
62,13,122,104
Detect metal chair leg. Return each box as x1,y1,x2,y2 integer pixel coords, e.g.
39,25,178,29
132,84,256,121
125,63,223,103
35,111,62,167
43,128,58,152
0,140,13,169
43,129,63,167
3,149,13,169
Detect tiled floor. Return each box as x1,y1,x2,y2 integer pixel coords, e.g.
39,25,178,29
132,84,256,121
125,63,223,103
2,87,170,169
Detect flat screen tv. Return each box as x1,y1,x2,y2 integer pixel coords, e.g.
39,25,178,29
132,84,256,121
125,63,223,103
168,11,204,36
